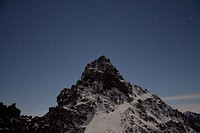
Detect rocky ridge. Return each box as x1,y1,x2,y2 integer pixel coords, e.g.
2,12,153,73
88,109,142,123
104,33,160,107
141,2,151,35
1,56,200,132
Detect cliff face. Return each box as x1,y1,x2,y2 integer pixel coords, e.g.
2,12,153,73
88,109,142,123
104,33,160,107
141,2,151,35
1,56,200,133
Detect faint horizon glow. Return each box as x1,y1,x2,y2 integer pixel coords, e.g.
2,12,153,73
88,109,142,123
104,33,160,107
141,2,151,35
162,93,200,101
171,104,200,114
162,93,200,113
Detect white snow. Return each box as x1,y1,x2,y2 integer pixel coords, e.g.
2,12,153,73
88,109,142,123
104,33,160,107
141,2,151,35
85,102,131,133
88,67,104,73
119,79,125,83
62,106,69,110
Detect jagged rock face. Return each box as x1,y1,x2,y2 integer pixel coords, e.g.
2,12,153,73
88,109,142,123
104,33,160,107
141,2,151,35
0,102,32,131
1,56,200,132
184,111,200,133
0,103,20,119
57,56,131,106
32,107,88,132
79,56,132,94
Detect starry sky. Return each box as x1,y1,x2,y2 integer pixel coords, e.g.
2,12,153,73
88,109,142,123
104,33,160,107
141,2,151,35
0,0,200,116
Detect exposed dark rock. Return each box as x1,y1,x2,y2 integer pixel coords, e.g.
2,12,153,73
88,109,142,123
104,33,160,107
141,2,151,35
184,111,200,133
0,102,33,132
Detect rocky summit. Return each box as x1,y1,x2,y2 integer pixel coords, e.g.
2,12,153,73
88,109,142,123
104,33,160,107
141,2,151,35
1,56,200,132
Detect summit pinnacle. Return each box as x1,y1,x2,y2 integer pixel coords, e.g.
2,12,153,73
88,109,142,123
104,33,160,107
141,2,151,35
80,55,131,94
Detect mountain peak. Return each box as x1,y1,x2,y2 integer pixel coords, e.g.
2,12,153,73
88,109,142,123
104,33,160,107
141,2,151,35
81,55,120,78
79,56,131,94
96,55,110,62
2,56,200,132
82,55,112,74
95,55,111,65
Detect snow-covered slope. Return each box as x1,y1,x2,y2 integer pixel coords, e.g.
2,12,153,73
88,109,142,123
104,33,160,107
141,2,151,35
85,101,131,133
36,56,197,133
1,56,200,132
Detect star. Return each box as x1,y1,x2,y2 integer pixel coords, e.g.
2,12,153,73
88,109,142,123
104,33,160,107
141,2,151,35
154,17,159,23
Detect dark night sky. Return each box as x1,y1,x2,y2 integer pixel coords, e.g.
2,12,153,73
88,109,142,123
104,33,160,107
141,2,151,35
0,0,200,116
